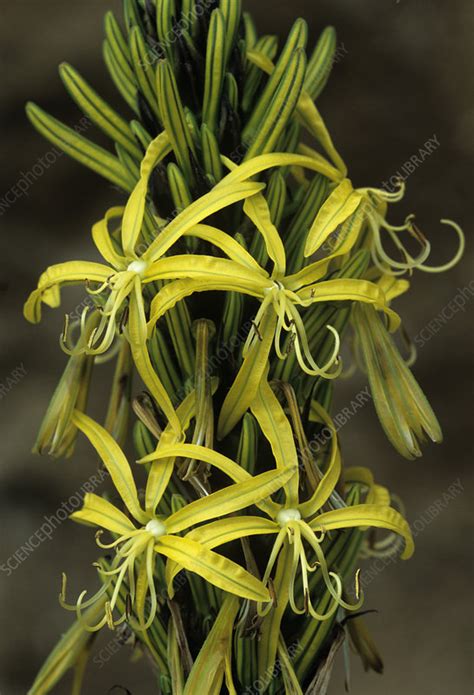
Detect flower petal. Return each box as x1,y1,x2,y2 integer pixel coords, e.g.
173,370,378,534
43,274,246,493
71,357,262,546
72,411,146,523
121,131,171,257
183,596,239,695
298,401,341,518
148,276,266,336
166,467,294,534
70,492,136,535
143,181,266,263
311,504,414,559
250,373,300,508
158,535,270,602
128,284,182,436
303,178,363,258
91,206,126,268
24,261,111,323
218,309,277,439
243,192,286,276
165,516,278,593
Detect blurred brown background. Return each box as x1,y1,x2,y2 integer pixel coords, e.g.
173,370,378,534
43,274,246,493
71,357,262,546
0,1,473,693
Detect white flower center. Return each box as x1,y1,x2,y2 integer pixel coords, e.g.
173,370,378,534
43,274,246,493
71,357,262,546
276,508,302,527
127,260,149,276
145,519,167,538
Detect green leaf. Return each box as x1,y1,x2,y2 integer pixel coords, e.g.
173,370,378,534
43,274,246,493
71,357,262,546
103,39,138,113
242,35,278,112
220,0,242,63
201,123,223,183
156,0,177,64
130,25,161,121
103,11,138,112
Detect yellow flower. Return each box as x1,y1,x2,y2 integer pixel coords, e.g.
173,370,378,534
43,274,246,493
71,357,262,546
24,133,267,433
61,406,293,632
156,376,413,676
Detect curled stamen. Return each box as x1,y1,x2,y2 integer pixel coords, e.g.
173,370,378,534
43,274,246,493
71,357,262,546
415,219,465,273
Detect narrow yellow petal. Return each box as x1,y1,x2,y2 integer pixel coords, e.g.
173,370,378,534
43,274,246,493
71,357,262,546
251,374,300,507
312,504,414,559
70,493,136,535
72,410,146,523
158,535,270,601
304,178,362,258
218,310,277,440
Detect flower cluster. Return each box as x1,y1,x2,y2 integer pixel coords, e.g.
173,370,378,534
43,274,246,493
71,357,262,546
25,2,462,694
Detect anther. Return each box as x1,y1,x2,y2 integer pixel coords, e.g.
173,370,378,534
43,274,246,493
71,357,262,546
251,320,263,342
